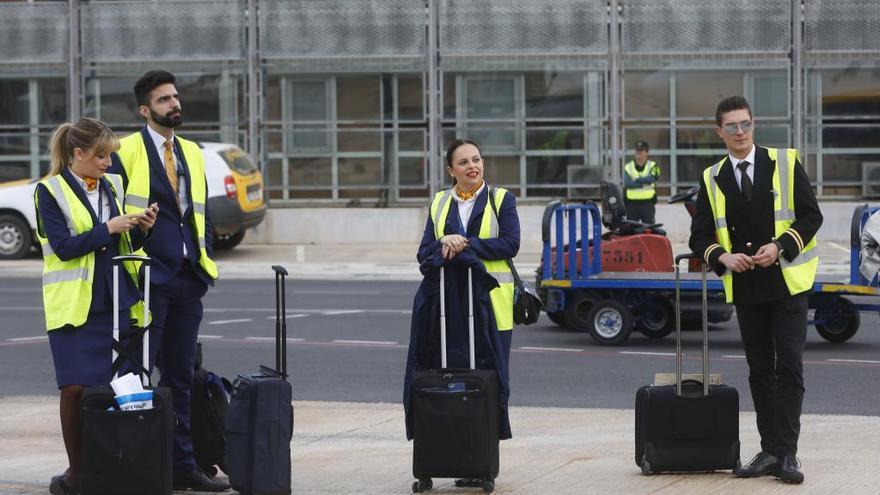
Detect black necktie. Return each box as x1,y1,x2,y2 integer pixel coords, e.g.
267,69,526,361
737,161,752,202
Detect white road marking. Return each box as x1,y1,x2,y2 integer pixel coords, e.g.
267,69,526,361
619,351,676,357
296,245,305,263
827,241,851,253
265,314,308,320
827,358,880,365
722,355,747,359
198,335,224,339
209,318,252,325
7,336,48,342
519,346,583,353
333,339,397,346
323,310,364,316
245,337,305,342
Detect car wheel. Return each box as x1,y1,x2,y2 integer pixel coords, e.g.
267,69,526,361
586,299,633,346
0,214,32,260
213,230,245,250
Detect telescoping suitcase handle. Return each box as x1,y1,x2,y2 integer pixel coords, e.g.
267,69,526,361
112,255,151,387
271,265,289,380
673,253,710,398
439,266,476,370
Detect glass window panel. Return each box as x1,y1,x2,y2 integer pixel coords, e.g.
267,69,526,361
751,72,787,117
84,77,136,124
178,75,221,123
337,76,380,122
676,71,743,118
805,154,817,179
525,72,583,119
339,157,381,186
265,129,283,153
0,135,29,156
467,125,518,149
399,130,425,152
338,130,380,152
443,74,456,120
466,79,516,119
398,75,423,121
265,158,285,199
266,76,282,121
754,124,789,148
38,79,67,125
623,128,670,151
0,162,29,181
824,154,880,181
625,71,669,118
526,155,574,185
482,155,519,185
820,69,880,117
399,156,425,186
290,80,328,121
822,125,880,148
526,128,582,150
290,126,330,152
677,154,726,183
0,80,30,125
290,157,331,186
676,127,727,150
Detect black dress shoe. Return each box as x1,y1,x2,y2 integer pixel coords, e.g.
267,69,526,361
173,468,231,492
733,451,779,478
49,470,80,495
774,455,804,484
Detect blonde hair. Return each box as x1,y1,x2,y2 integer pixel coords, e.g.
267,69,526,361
48,118,120,176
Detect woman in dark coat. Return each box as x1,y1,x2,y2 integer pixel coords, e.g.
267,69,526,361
404,139,521,443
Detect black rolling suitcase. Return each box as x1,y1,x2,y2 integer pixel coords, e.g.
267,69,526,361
635,254,740,474
225,265,293,495
410,267,500,494
80,255,174,495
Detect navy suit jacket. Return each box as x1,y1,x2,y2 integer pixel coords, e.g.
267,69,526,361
109,127,214,286
36,168,142,313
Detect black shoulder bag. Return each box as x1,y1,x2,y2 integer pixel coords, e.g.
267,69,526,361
487,187,544,325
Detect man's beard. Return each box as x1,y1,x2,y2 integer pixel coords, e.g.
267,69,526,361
150,108,183,128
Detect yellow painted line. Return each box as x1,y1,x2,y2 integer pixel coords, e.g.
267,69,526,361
819,284,880,295
541,280,572,288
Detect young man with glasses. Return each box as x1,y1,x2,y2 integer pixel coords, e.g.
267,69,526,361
688,96,822,484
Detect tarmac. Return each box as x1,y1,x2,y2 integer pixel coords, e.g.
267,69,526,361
0,241,877,494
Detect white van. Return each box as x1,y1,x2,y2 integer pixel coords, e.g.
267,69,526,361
0,142,265,259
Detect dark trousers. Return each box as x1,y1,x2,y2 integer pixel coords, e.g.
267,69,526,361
735,293,808,457
625,199,655,224
148,263,209,473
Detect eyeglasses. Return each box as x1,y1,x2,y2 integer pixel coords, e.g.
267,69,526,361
721,120,754,135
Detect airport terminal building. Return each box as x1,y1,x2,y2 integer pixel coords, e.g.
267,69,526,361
1,0,878,203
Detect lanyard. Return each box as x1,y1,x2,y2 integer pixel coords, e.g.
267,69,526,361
96,182,103,223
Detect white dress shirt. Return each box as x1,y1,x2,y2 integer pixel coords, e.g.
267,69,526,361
71,172,110,223
452,182,486,233
146,125,190,257
730,145,756,191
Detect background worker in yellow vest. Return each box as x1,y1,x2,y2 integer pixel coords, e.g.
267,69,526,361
37,118,156,495
404,139,520,465
689,96,822,485
108,71,226,493
623,140,660,223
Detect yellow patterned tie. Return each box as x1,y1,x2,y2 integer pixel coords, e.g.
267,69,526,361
163,139,180,209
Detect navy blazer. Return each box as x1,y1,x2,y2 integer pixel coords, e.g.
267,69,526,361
35,168,142,313
109,127,214,286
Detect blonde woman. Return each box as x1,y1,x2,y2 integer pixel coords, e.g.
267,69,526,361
36,118,157,495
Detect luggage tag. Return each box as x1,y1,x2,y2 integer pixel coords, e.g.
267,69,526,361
446,382,466,393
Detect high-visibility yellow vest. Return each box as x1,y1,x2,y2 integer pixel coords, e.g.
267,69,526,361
624,160,658,200
35,173,147,331
115,131,218,280
430,187,515,331
703,147,818,303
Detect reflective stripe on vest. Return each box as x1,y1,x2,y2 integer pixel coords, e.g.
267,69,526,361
703,147,818,303
116,132,218,280
35,174,146,331
624,160,657,200
430,187,515,330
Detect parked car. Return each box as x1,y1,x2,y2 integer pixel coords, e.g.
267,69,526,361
0,142,266,259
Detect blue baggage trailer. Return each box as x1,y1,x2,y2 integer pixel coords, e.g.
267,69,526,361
537,202,879,346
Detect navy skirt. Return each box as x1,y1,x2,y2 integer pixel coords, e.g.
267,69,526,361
48,309,136,388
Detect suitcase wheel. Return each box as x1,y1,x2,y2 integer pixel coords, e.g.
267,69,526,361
481,479,495,493
640,459,652,476
412,477,432,493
